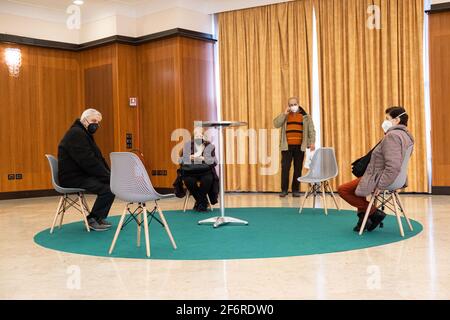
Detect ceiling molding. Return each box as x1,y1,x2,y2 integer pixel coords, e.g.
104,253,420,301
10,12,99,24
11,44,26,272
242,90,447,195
426,2,450,14
0,27,216,51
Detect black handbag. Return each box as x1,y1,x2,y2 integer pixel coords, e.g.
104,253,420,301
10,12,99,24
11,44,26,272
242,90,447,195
351,142,381,178
181,163,211,176
351,128,404,177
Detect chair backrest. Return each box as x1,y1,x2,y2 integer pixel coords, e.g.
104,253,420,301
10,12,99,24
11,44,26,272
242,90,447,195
307,147,339,180
45,154,60,191
110,152,161,203
386,145,414,191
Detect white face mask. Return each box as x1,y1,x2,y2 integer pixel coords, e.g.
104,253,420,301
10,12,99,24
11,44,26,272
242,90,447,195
382,112,406,133
381,120,393,133
290,105,299,113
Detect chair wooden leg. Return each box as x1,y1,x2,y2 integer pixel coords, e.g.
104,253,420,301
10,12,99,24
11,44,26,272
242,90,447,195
156,204,177,249
109,206,128,255
394,192,413,231
321,182,328,215
183,191,190,212
78,194,90,232
50,196,64,234
299,184,311,213
206,194,213,211
137,206,142,247
359,194,376,235
142,204,151,257
81,195,91,213
326,181,340,210
392,192,405,237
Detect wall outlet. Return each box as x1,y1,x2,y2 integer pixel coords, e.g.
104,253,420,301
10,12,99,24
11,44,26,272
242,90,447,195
151,170,167,176
126,133,133,149
8,174,15,180
15,173,23,180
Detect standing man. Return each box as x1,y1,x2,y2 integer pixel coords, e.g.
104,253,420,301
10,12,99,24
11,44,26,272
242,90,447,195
274,97,316,197
58,108,115,231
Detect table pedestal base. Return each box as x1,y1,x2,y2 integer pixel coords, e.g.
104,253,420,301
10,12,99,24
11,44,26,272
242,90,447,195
198,216,249,228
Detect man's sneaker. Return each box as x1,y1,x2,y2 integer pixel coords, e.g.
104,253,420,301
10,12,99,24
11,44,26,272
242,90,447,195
367,209,386,231
292,192,301,198
99,219,112,227
88,218,110,231
279,191,288,198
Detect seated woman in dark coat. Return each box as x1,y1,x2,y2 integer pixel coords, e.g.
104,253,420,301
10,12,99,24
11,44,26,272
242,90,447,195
179,127,218,212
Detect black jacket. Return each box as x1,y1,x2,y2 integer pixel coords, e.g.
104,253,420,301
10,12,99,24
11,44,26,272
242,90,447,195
173,140,219,204
58,119,110,187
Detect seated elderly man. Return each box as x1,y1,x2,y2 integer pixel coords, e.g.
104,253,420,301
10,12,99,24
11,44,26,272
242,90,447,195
58,108,115,231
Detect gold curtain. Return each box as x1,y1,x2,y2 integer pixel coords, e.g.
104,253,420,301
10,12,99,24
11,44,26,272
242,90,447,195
218,0,313,191
314,0,427,192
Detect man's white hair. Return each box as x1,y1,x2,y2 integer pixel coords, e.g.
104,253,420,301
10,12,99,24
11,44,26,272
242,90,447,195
80,108,102,122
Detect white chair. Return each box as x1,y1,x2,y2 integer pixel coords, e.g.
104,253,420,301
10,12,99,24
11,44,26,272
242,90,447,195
359,145,414,237
182,189,213,212
45,155,90,233
108,152,177,257
298,147,340,215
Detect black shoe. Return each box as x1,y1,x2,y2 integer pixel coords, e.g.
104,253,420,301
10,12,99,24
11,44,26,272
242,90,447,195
292,192,301,198
279,191,288,198
367,209,386,232
98,218,112,227
88,218,110,231
353,212,373,232
197,203,208,212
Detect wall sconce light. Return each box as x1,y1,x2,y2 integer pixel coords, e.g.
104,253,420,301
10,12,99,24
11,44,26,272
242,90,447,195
4,48,22,78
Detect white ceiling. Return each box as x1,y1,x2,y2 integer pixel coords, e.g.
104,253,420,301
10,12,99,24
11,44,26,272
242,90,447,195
0,0,292,23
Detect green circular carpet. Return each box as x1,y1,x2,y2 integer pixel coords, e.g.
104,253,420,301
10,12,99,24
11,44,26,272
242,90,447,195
34,207,422,260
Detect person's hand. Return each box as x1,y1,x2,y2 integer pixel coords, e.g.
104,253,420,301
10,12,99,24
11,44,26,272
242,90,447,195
196,156,205,161
374,188,381,196
309,143,316,151
189,155,195,161
284,106,290,115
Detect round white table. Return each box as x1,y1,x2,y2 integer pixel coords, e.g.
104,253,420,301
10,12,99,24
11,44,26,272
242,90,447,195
197,121,249,228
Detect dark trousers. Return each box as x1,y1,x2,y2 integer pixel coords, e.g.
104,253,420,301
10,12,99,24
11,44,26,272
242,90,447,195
77,176,115,221
281,145,305,193
182,173,213,206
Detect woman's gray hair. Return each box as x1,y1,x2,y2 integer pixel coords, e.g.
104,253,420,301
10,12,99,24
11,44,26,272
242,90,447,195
80,108,102,122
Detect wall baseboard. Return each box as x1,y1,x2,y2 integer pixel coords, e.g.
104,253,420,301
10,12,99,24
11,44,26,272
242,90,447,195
0,188,176,200
0,189,59,200
431,186,450,195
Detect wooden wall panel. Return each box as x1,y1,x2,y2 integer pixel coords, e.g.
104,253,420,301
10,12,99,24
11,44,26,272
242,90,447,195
138,38,181,188
80,45,116,166
0,44,81,192
0,36,216,194
180,37,217,130
116,44,140,153
429,12,450,188
138,37,216,188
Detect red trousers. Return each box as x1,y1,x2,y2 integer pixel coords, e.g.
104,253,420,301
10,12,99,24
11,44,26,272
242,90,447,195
337,178,376,215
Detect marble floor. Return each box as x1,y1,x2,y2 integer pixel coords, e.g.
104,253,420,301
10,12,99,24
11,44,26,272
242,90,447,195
0,193,449,300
